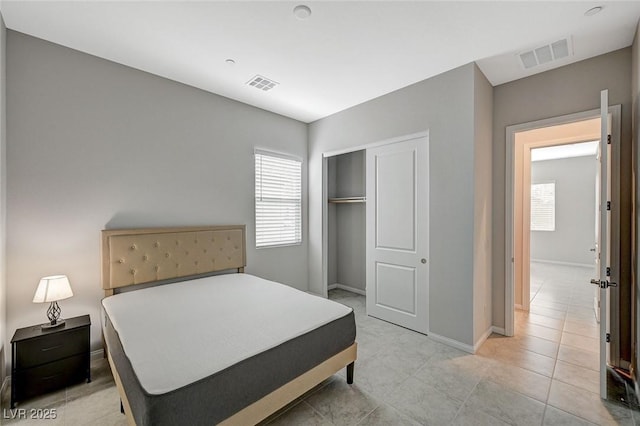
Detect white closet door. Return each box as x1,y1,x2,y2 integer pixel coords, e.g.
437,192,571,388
366,136,429,333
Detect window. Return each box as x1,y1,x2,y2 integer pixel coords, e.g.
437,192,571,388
531,182,555,231
255,150,302,248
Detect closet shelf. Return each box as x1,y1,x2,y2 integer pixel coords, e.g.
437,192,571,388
328,197,366,204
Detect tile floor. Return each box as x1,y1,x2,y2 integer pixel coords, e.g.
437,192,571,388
1,262,637,425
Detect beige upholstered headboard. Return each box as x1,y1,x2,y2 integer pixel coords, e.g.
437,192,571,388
101,225,246,296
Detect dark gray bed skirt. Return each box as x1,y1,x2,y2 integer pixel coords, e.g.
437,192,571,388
104,311,356,425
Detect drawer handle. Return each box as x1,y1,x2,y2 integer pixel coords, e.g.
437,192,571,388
42,374,62,381
41,345,63,352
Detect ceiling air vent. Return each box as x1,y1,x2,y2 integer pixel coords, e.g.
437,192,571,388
518,37,572,70
246,75,279,91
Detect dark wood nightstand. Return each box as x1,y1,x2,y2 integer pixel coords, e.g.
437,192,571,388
11,314,91,408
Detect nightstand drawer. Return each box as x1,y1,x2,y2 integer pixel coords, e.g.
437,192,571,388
14,354,88,401
11,315,91,408
16,328,88,368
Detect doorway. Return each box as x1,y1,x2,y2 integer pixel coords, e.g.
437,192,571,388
506,109,621,324
505,101,623,400
528,141,601,321
515,118,603,313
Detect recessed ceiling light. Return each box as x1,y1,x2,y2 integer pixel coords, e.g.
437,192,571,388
584,6,603,16
225,59,236,65
293,5,312,20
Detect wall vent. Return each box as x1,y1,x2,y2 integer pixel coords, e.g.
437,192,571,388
246,75,279,91
518,37,572,70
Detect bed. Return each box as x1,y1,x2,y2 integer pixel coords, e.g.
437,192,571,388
100,225,357,425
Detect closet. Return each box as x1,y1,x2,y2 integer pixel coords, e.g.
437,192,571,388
327,150,366,295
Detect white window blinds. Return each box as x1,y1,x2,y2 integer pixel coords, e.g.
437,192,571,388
255,150,302,248
531,182,555,231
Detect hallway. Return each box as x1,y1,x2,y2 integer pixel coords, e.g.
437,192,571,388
478,261,619,423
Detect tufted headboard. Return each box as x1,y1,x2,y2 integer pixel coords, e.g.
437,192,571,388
101,225,246,296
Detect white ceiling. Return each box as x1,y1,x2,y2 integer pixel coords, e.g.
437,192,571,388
2,1,640,123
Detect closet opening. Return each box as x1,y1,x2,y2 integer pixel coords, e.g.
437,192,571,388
326,150,366,297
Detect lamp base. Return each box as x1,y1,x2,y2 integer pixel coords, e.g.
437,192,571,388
41,319,65,329
42,301,64,329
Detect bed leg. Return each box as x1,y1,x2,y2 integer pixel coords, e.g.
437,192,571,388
346,362,354,384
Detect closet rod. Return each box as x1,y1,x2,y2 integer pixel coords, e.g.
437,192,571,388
328,197,366,204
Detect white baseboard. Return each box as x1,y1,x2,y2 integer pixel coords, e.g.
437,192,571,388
427,331,474,354
1,375,8,397
91,349,104,361
531,259,594,268
472,327,493,353
491,326,506,335
328,283,366,296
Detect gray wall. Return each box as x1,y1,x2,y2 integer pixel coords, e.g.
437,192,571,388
473,65,493,343
530,155,597,266
310,63,479,347
328,151,365,291
0,15,6,387
493,48,632,329
6,31,308,356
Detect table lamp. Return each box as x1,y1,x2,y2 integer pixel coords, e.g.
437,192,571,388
33,275,73,329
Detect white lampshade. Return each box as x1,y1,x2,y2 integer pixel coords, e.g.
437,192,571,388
33,275,73,303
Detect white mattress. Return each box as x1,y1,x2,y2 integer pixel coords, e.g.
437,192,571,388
101,273,352,395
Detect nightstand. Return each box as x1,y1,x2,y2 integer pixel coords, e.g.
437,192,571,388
11,314,91,408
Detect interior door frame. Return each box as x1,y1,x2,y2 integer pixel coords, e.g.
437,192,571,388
321,131,429,298
505,106,621,342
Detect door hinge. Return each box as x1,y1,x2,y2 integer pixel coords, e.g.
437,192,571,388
591,278,617,288
606,333,611,343
607,201,611,211
606,267,611,277
607,134,611,145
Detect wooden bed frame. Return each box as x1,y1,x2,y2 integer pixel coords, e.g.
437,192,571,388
101,225,357,426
